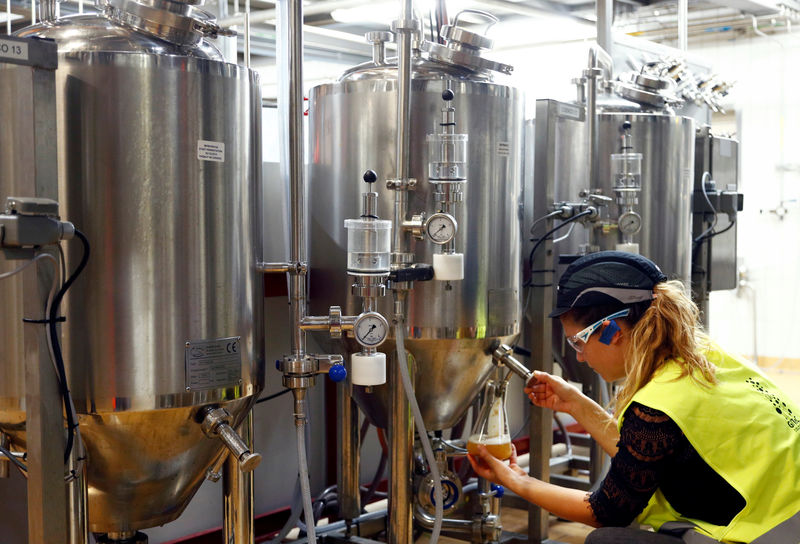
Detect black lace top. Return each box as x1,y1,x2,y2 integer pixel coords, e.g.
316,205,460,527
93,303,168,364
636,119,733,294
589,402,746,528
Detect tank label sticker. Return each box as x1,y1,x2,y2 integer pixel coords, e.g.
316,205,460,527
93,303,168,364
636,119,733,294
497,141,511,157
0,39,28,62
556,102,582,120
185,337,242,390
197,140,225,162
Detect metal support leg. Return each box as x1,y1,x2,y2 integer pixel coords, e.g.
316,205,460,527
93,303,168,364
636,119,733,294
388,346,413,544
338,383,361,523
21,52,71,544
223,413,255,544
68,452,89,544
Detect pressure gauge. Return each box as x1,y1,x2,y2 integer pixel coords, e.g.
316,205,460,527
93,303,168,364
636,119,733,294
618,211,642,235
353,312,389,348
425,212,457,245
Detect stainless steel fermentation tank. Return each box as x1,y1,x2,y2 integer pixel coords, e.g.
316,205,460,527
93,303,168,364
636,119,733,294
308,59,523,431
522,76,696,544
3,13,264,535
545,107,695,280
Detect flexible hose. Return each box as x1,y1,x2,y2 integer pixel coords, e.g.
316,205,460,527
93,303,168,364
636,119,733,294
296,421,317,544
267,393,311,544
268,466,303,543
395,323,443,544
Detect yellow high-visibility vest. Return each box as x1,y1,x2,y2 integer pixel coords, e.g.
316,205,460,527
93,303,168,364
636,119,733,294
618,346,800,543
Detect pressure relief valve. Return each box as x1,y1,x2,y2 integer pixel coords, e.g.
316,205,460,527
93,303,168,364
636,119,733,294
426,89,466,281
345,170,392,386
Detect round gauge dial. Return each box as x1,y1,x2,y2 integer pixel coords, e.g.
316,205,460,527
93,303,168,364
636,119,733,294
354,312,389,348
425,213,457,245
618,211,642,235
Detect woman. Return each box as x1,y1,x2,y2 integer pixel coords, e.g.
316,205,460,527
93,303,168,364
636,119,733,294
468,251,800,543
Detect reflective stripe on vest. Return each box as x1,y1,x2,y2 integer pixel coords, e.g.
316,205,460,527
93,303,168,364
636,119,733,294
618,346,800,543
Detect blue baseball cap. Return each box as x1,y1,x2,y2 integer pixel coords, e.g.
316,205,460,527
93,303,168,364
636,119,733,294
549,251,668,318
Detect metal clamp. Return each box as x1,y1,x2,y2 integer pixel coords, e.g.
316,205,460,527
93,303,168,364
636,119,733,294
386,178,417,190
351,277,387,298
313,354,345,373
391,18,421,32
328,306,342,338
403,214,426,240
200,407,262,472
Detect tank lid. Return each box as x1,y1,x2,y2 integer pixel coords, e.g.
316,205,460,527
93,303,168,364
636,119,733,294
423,9,512,76
613,59,684,110
337,54,495,83
15,14,225,60
103,0,235,46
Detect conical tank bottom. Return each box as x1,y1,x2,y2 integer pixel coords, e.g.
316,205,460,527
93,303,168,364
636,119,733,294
351,336,515,431
81,397,252,533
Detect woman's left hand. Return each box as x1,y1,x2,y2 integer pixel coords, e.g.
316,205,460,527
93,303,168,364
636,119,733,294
467,443,526,488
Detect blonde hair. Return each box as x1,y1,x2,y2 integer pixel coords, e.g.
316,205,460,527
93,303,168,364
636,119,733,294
613,280,717,415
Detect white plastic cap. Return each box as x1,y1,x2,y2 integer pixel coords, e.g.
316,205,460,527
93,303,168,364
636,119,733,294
351,352,386,386
433,253,464,281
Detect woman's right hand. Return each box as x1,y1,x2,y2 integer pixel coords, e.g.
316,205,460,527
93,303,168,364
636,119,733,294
524,370,583,414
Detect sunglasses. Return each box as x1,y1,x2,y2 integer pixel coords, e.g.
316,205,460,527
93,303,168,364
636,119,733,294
566,309,630,352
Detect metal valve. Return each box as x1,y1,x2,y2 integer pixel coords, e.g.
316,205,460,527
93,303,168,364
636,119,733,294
200,407,262,472
366,31,393,65
490,343,533,384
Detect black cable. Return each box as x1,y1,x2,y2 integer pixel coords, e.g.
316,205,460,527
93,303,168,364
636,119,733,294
49,229,90,464
696,217,736,244
512,346,531,358
57,243,67,288
693,173,718,244
524,209,594,287
0,445,27,473
255,388,292,404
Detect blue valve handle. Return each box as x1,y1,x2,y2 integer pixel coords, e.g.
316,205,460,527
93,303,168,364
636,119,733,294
328,364,347,383
490,483,504,498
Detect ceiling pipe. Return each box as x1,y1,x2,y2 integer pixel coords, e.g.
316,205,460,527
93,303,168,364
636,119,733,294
678,0,688,50
596,0,613,56
220,0,364,28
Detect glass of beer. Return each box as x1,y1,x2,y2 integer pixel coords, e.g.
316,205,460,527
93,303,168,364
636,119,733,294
467,379,512,460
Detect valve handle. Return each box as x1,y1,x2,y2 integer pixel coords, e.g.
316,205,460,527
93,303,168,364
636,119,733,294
491,483,505,498
329,364,348,383
442,89,455,102
363,170,378,184
452,9,498,30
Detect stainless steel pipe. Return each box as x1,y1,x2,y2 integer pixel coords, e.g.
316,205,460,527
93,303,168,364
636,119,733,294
286,0,307,360
678,0,688,51
596,0,612,59
68,453,89,544
40,0,56,23
389,293,413,544
391,0,414,260
388,1,416,542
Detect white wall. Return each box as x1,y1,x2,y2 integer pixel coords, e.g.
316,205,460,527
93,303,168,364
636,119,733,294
692,33,800,362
